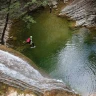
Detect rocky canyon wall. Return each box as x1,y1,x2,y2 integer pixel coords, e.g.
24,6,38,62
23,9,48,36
60,0,96,27
0,0,9,44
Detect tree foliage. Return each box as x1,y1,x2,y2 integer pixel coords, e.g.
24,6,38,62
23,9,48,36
0,0,48,44
1,0,48,28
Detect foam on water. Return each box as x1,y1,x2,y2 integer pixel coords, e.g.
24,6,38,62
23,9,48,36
50,28,96,96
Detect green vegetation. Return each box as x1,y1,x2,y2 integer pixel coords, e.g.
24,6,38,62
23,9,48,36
1,0,48,25
0,0,48,44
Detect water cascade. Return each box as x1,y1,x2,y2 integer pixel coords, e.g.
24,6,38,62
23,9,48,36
50,28,96,96
0,49,74,94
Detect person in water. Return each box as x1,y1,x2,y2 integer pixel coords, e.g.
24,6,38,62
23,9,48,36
26,36,35,48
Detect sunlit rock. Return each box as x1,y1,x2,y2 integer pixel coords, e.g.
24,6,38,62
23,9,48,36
0,46,79,96
60,0,96,27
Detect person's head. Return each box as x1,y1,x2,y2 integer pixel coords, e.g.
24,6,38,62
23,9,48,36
30,36,32,39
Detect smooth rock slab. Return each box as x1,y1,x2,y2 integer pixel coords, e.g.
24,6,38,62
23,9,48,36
60,0,96,27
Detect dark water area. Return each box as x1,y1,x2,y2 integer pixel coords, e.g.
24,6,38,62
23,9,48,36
9,7,96,96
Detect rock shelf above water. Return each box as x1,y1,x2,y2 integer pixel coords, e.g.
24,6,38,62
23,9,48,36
0,46,79,96
59,0,96,27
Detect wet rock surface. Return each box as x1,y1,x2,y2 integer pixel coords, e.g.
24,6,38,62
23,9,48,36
0,46,79,96
60,0,96,27
0,0,9,44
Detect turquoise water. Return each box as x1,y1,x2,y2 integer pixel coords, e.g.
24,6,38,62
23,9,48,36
9,7,96,96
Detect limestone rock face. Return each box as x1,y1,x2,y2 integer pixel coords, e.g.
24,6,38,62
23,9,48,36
60,0,96,27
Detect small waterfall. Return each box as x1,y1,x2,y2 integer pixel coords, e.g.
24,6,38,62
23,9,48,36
50,28,96,96
0,49,70,93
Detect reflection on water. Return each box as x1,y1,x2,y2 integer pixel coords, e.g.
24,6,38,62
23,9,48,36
50,28,96,96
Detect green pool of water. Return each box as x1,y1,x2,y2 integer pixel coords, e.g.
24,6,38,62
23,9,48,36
9,7,73,72
9,7,96,96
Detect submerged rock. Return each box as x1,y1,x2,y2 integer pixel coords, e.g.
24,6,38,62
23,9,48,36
59,0,96,27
